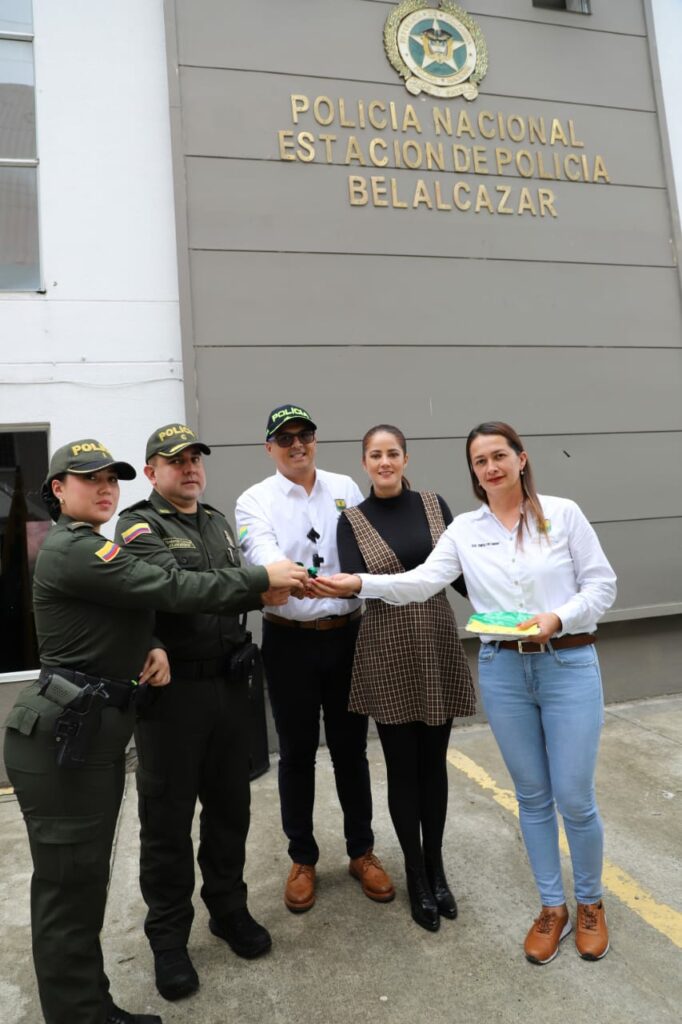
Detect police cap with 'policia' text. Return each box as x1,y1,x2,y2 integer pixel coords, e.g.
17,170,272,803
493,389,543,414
41,439,136,519
145,423,211,462
44,439,136,486
266,404,317,440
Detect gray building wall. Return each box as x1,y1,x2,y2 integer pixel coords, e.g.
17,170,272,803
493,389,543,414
164,0,682,701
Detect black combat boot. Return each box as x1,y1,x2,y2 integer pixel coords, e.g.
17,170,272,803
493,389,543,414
209,906,272,958
153,946,199,1001
107,1004,162,1023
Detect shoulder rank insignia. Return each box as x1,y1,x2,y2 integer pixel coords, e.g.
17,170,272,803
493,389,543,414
335,499,347,510
121,522,153,544
95,541,120,562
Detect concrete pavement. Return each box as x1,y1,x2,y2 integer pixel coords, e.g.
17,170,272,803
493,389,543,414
1,694,681,1024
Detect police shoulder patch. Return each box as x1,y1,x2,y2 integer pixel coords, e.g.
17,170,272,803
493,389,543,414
95,541,120,563
121,522,152,544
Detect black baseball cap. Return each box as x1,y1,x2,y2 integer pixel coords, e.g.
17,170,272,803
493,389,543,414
145,423,211,462
266,404,317,440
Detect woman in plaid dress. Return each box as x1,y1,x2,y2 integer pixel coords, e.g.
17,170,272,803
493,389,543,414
336,425,476,932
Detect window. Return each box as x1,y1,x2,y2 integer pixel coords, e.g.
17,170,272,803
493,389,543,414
0,429,50,674
0,0,39,290
533,0,591,12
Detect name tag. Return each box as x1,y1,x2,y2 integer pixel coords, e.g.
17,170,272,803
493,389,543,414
164,537,196,551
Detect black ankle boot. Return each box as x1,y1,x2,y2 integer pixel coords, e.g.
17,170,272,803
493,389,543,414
424,851,458,920
405,865,440,932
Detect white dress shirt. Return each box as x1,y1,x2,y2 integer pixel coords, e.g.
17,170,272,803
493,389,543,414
359,495,616,637
236,468,364,620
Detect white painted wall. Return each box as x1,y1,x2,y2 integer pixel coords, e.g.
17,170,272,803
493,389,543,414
650,0,682,225
0,0,184,518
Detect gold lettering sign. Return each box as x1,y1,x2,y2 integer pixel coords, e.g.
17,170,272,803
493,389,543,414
277,94,612,217
271,4,615,218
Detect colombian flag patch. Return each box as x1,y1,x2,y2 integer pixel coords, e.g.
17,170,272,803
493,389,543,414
121,522,152,544
238,526,248,543
95,541,120,562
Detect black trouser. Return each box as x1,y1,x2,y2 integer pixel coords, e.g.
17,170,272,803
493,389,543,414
134,670,251,952
262,618,373,864
375,719,454,867
4,681,133,1024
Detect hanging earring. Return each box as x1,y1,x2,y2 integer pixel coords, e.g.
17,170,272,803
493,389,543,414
59,497,65,505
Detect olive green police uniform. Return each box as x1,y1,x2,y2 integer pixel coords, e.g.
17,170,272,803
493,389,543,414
3,440,268,1024
114,429,264,961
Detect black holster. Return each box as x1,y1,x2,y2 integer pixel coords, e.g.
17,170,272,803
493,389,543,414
229,640,263,691
38,667,132,767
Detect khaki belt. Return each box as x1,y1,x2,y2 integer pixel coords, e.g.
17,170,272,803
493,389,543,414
496,633,596,655
264,608,362,631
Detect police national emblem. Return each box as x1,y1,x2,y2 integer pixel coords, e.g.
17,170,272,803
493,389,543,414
384,0,488,100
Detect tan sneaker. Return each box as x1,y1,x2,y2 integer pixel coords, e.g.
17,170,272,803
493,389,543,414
284,863,316,913
524,905,572,965
349,849,396,902
576,901,609,960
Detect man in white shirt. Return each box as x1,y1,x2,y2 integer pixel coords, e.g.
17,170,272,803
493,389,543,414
236,404,394,913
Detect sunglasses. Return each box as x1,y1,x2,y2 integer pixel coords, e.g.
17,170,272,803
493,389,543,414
271,429,316,449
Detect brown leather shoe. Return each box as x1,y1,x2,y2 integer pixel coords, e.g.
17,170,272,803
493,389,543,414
575,900,609,960
284,863,316,913
524,905,572,965
349,849,396,903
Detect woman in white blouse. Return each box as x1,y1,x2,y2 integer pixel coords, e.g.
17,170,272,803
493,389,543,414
312,422,616,966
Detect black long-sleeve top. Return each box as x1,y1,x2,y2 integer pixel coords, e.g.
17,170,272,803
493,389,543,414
337,487,467,598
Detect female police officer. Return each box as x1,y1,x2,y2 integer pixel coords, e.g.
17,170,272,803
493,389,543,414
3,438,306,1024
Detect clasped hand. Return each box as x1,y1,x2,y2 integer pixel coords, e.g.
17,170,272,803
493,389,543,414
308,573,362,598
262,560,311,603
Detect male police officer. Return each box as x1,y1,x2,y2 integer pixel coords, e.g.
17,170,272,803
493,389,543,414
116,423,289,1002
236,405,394,913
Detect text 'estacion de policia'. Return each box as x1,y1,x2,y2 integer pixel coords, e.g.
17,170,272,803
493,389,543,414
277,95,612,217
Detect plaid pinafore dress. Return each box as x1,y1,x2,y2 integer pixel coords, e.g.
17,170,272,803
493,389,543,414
345,492,476,725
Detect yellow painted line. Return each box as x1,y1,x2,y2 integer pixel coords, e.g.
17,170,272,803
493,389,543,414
447,746,682,950
0,786,14,797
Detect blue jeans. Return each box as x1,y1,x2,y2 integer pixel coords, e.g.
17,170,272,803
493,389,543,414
478,643,605,906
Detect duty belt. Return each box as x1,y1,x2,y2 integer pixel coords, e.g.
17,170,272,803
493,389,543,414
38,666,134,709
